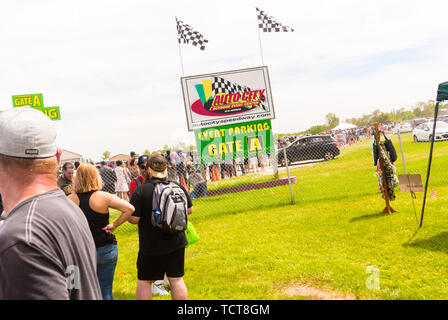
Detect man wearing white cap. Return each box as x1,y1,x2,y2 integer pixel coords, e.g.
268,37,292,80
0,107,102,300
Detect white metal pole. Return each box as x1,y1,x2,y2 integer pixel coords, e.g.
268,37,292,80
283,145,295,204
258,30,265,66
178,43,185,77
397,129,407,174
176,17,185,77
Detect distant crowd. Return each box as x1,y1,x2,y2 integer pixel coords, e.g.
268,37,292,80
57,150,274,206
57,125,398,204
276,126,391,149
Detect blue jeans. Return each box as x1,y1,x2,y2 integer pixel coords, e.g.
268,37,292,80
190,182,207,199
96,243,118,300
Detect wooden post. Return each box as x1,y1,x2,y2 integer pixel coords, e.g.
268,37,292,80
374,123,397,214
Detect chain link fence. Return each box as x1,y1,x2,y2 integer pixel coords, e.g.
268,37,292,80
57,116,448,234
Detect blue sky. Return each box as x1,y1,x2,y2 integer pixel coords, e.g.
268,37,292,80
1,0,448,161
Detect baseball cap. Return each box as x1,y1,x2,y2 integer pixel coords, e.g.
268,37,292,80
0,107,57,158
147,154,167,172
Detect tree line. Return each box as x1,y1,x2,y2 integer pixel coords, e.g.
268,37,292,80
278,100,448,137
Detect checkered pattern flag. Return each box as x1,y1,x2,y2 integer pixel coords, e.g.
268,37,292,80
212,76,268,111
176,17,208,50
256,7,294,32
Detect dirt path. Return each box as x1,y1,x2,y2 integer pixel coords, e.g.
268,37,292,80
282,282,356,300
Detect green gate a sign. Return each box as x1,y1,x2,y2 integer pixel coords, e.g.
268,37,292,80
12,94,44,108
33,106,61,121
194,119,275,164
11,93,61,120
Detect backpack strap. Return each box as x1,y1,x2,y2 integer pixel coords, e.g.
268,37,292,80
134,177,142,187
150,179,168,210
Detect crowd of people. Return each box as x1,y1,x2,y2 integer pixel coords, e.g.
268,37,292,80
67,149,274,205
164,150,271,193
0,107,193,300
54,126,376,212
277,127,375,149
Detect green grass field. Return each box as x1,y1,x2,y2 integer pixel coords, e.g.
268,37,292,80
111,133,448,300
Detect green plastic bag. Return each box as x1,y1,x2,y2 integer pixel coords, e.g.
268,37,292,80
185,221,200,248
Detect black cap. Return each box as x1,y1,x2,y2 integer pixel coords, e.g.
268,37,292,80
138,155,148,166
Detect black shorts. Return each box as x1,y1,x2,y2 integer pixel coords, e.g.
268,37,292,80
137,248,185,281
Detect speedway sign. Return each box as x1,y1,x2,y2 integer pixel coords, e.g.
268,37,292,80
181,66,275,131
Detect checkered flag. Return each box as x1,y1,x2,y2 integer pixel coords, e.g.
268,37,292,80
212,76,268,111
176,17,208,50
256,7,294,32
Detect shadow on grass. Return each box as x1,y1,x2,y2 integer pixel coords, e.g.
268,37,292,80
350,212,393,223
192,196,224,202
113,291,136,300
403,232,448,254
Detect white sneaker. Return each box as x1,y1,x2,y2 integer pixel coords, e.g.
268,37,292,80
152,283,169,296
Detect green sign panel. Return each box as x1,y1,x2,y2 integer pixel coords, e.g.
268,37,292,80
34,106,61,121
11,93,61,120
12,94,44,108
194,119,275,164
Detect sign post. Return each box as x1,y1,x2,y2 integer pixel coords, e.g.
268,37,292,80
181,66,294,202
282,145,295,204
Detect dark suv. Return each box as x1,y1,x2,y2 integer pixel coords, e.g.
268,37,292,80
277,135,340,166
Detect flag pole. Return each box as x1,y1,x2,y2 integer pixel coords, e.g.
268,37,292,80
257,29,265,66
420,101,440,228
178,43,185,77
255,8,265,66
175,16,185,77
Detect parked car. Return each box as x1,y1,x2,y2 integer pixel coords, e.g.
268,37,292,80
393,122,413,133
408,118,433,128
412,121,448,142
438,115,448,123
277,135,340,166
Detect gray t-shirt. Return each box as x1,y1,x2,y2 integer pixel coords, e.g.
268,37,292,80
0,189,102,300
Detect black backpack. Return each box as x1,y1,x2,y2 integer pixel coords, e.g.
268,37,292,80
382,132,398,163
151,181,188,234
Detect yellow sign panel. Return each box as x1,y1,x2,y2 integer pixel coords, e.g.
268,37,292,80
247,136,265,152
12,94,44,108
